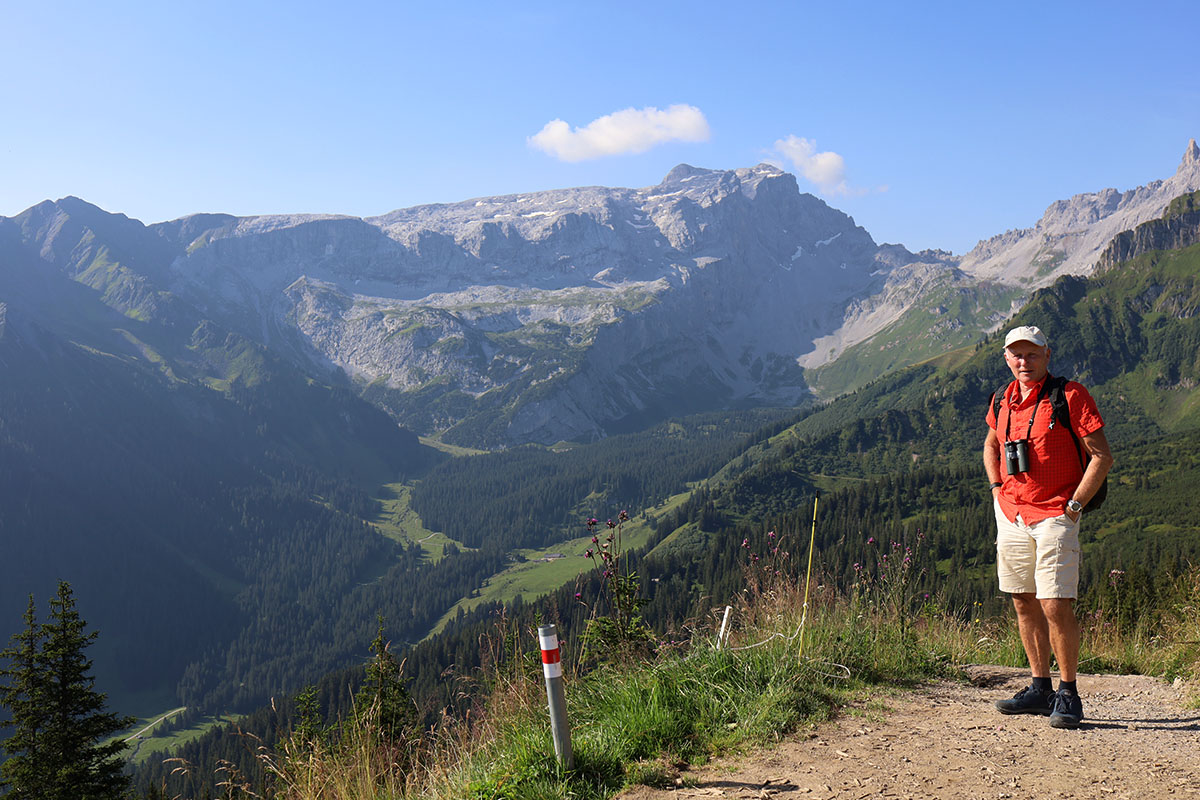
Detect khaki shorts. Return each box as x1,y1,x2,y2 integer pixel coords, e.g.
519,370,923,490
994,500,1081,599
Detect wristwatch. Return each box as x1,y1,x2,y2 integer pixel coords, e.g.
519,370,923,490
1066,499,1083,514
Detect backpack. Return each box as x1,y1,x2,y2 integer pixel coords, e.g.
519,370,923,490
991,375,1108,512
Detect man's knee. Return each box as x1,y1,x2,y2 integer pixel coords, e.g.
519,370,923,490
1040,597,1076,625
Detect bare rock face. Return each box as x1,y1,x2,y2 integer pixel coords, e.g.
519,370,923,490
1096,189,1200,271
959,139,1200,286
159,164,895,445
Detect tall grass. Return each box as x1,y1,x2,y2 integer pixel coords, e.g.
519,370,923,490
257,559,1200,800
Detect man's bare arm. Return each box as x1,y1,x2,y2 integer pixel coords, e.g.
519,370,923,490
1068,428,1114,517
983,427,1003,495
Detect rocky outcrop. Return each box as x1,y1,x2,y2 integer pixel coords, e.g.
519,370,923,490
153,164,897,445
1096,190,1200,271
959,139,1200,286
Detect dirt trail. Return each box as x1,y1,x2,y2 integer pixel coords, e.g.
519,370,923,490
618,666,1200,800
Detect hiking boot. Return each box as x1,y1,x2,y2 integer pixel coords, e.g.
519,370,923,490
995,684,1054,715
1049,688,1084,729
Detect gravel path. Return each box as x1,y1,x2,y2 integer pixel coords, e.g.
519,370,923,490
617,666,1200,800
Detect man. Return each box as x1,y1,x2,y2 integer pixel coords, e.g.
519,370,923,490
983,325,1113,729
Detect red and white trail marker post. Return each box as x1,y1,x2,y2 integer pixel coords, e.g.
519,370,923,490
538,624,574,768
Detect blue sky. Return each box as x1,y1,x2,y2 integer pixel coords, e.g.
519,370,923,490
2,0,1197,254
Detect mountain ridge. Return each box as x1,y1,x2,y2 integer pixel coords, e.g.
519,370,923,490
6,141,1199,445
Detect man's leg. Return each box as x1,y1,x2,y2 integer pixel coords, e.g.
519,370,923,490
1012,592,1052,677
994,506,1056,715
1041,598,1078,682
995,592,1056,715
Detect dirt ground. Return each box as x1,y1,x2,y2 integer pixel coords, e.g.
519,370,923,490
617,666,1200,800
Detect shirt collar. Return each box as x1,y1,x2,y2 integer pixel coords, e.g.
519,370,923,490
1008,374,1051,407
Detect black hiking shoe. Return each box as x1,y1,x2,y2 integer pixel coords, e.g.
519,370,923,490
995,685,1054,716
1049,688,1084,729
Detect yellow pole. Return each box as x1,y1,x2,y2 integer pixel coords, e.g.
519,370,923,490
798,496,819,660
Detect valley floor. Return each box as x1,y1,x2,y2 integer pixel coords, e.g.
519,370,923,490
617,666,1200,800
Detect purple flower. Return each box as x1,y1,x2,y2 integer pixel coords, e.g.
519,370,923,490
575,592,582,598
619,510,629,521
585,549,593,558
767,531,776,539
867,537,876,545
742,538,750,548
591,536,599,544
607,519,616,529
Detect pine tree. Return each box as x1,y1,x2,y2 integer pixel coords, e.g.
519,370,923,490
355,616,416,742
0,596,48,799
0,582,135,800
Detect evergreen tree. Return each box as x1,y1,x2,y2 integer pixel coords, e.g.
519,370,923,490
0,596,48,799
355,616,416,742
0,582,134,800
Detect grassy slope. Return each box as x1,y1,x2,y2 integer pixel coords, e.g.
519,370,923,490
370,483,466,562
425,493,692,637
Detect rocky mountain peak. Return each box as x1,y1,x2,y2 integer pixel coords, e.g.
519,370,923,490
959,137,1200,286
1181,138,1200,171
661,163,714,184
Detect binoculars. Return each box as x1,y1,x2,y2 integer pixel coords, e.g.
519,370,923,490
1004,439,1030,475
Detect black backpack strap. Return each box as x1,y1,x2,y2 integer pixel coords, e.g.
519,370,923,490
992,382,1011,427
1046,376,1086,469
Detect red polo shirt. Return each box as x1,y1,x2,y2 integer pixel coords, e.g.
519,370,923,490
985,374,1104,524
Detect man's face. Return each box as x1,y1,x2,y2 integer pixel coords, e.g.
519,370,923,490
1004,341,1050,386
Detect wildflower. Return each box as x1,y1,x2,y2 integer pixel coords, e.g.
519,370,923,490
1109,569,1126,586
619,510,629,522
587,517,598,527
867,537,876,545
767,531,776,539
742,538,750,548
853,562,862,571
607,519,616,529
591,536,599,544
574,592,582,598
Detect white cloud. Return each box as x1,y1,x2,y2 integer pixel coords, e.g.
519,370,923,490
529,105,710,162
773,135,869,197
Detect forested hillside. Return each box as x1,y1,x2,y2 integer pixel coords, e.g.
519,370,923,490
133,209,1200,795
0,214,442,714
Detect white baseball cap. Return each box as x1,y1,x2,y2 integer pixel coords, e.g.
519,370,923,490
1004,325,1048,348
